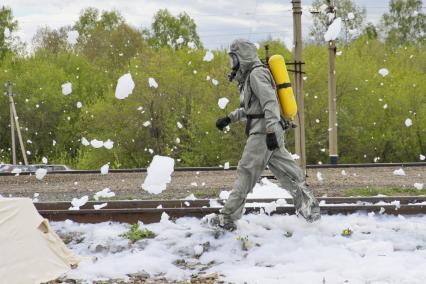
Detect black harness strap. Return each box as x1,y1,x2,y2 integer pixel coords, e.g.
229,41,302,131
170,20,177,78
244,64,291,136
246,64,268,108
246,114,265,119
276,82,291,89
245,113,265,136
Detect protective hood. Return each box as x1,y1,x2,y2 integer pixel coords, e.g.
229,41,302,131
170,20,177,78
229,39,262,84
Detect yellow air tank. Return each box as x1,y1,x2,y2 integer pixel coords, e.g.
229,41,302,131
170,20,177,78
268,54,298,120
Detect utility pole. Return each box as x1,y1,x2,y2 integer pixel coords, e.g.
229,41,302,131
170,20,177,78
6,82,28,165
7,82,16,164
292,0,306,172
326,0,338,164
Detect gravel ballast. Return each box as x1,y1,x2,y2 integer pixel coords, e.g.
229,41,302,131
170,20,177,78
1,166,425,201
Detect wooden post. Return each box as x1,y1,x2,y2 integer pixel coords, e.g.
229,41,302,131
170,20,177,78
292,0,306,172
328,40,338,164
10,96,28,165
7,82,28,165
326,1,338,164
7,82,16,164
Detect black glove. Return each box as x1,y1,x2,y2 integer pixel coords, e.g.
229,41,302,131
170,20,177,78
216,117,231,131
266,132,279,151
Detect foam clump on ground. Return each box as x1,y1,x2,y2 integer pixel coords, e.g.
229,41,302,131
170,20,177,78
54,212,426,283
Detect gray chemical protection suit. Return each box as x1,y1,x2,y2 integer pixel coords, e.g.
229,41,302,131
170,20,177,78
220,39,320,227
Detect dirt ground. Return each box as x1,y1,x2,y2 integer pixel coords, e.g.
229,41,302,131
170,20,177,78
1,166,425,201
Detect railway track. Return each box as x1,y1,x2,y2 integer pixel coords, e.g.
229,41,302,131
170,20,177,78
2,162,426,176
36,196,426,224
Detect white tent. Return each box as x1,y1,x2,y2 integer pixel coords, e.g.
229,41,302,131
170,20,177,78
0,198,80,284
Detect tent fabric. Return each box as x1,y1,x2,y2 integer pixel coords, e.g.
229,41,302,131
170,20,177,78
0,198,80,284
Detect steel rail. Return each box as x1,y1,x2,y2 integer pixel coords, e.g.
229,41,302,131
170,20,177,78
37,197,426,224
2,162,426,176
34,196,426,210
39,205,426,224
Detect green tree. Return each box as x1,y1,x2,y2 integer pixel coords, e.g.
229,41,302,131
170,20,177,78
362,22,378,40
381,0,426,46
0,50,110,165
1,7,426,168
73,7,125,45
72,8,144,70
32,26,69,54
0,6,18,60
309,0,366,45
145,9,202,49
80,23,145,70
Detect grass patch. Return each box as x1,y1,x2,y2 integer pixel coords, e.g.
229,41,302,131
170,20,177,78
343,187,426,197
109,196,135,201
236,235,250,251
120,224,156,243
190,190,220,199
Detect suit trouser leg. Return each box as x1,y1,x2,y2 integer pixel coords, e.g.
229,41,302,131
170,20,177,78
221,134,271,223
268,146,320,218
221,133,320,223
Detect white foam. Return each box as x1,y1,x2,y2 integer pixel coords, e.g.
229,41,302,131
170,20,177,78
115,73,135,100
53,213,426,284
100,163,109,175
176,36,184,45
103,139,114,150
70,195,89,210
378,68,389,77
94,203,108,210
148,77,158,88
324,17,342,41
142,156,175,194
94,188,115,201
67,30,79,45
414,183,424,190
218,97,229,109
405,118,412,127
203,50,214,62
81,137,90,146
61,82,72,96
90,139,104,148
35,168,47,180
393,168,406,176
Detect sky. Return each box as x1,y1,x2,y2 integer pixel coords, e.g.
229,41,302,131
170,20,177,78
3,0,394,50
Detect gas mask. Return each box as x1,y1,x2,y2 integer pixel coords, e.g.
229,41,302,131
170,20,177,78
227,53,240,82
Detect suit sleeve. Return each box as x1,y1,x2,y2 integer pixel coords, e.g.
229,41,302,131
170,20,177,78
228,107,246,123
249,69,281,131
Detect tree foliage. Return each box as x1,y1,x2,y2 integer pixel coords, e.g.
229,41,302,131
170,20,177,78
32,26,69,54
309,0,366,45
0,6,18,59
73,8,125,44
381,0,426,46
145,9,202,49
0,6,425,169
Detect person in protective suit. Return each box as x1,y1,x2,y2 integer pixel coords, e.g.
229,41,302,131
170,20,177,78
213,38,321,231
